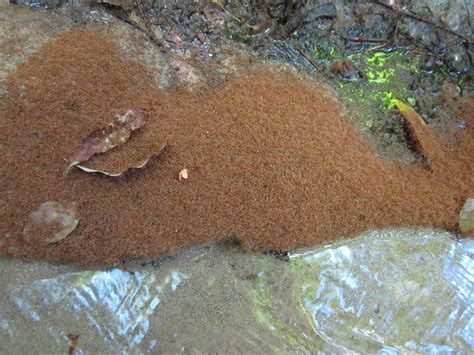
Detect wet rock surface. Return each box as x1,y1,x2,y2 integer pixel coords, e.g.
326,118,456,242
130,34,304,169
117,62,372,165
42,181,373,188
0,229,472,352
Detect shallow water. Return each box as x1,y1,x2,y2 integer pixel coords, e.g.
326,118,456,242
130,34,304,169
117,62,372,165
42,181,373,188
1,228,472,353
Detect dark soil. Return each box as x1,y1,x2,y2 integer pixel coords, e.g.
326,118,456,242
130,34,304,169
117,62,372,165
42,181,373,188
0,29,472,267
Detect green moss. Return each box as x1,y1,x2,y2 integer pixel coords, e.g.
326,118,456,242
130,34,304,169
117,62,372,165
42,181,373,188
249,267,322,351
366,68,395,84
312,44,340,61
381,91,396,110
325,50,423,130
366,51,394,66
207,277,215,287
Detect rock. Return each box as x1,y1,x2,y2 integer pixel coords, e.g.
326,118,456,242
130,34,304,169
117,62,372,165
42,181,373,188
96,0,133,11
459,198,474,235
330,59,361,81
400,0,472,73
305,3,337,22
23,201,79,245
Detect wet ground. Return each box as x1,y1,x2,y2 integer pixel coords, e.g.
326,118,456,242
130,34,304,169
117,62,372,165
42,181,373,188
0,0,473,352
1,229,472,352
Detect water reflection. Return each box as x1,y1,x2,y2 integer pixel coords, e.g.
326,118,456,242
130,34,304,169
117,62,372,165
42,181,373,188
0,229,472,353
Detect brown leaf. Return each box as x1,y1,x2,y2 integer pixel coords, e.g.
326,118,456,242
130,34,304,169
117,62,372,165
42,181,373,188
67,334,79,355
66,108,147,174
394,99,446,165
330,60,360,80
75,143,167,177
394,99,426,127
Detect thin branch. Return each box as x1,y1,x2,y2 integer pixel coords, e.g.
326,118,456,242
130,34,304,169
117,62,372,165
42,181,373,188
293,43,321,71
136,0,164,47
340,35,386,43
340,18,400,52
210,0,241,24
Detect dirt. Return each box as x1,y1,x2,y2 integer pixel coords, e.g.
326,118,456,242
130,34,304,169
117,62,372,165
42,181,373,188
0,29,473,267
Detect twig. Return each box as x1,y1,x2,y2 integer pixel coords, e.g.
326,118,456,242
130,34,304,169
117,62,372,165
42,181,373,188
291,43,332,80
104,1,164,49
339,18,400,52
136,0,164,47
210,0,241,23
340,35,386,43
293,43,321,71
110,10,166,49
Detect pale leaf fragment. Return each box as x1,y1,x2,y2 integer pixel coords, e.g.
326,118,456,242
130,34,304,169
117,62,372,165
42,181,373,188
23,201,79,245
178,168,189,181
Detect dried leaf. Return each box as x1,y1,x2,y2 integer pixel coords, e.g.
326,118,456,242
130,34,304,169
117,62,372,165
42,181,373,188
67,334,79,355
210,0,241,23
75,143,167,177
178,168,189,180
23,201,79,245
66,108,147,174
394,99,445,164
394,99,426,126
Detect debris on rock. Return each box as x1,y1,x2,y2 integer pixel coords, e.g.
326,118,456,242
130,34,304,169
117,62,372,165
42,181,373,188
330,59,361,81
178,168,189,181
22,201,79,245
459,199,474,235
66,108,147,174
67,333,79,355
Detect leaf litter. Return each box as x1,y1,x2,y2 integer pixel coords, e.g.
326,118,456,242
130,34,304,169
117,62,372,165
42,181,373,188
66,108,148,175
394,99,448,167
75,143,167,177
